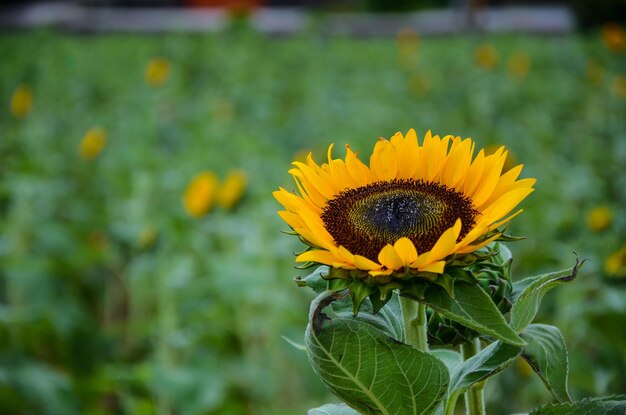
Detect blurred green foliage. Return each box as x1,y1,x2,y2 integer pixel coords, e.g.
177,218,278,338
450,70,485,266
0,27,625,414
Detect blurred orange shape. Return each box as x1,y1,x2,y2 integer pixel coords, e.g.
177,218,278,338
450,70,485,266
474,44,499,71
11,84,33,118
79,127,107,160
184,171,219,218
145,57,171,87
217,169,247,209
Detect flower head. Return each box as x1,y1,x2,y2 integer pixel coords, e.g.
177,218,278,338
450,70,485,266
586,60,605,86
184,171,218,218
507,51,531,81
275,130,535,279
601,23,625,54
587,206,612,232
216,169,247,209
605,245,626,279
79,127,107,160
145,57,171,87
474,44,499,71
10,84,33,118
612,74,626,99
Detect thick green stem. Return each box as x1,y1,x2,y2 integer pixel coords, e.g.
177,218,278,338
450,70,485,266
399,297,428,352
461,338,486,415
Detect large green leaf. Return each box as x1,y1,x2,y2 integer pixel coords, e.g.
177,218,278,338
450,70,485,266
448,341,521,398
406,281,525,346
306,291,449,415
521,324,571,403
510,258,584,333
529,395,626,415
436,341,521,414
308,403,361,415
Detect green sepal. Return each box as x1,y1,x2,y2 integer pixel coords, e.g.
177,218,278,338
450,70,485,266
294,266,330,294
430,271,458,299
368,292,389,314
349,283,375,316
496,232,526,242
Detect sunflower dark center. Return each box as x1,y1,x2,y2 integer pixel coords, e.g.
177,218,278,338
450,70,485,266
321,179,479,262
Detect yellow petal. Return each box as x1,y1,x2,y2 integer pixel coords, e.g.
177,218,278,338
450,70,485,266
481,187,535,224
441,137,473,188
428,219,462,260
290,170,327,209
396,129,420,179
370,139,398,181
354,255,383,270
378,244,404,270
456,232,501,254
296,250,341,265
419,261,446,274
471,149,507,207
345,144,372,186
394,237,418,264
462,150,486,197
278,210,304,229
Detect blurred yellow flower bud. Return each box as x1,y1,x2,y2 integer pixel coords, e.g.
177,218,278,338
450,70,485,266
507,52,531,81
585,60,604,86
601,22,625,54
145,57,171,87
474,44,499,71
612,75,626,99
408,73,432,96
138,226,158,249
605,245,626,278
10,84,33,118
516,358,534,378
79,127,107,160
217,169,247,210
183,171,218,218
212,98,235,122
396,27,420,69
587,206,613,232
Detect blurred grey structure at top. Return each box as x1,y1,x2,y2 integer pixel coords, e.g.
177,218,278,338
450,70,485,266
0,0,576,35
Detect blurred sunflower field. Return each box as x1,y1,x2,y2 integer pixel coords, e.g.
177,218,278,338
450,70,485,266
1,23,626,414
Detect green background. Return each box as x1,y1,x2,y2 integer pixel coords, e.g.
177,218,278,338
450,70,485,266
1,27,625,414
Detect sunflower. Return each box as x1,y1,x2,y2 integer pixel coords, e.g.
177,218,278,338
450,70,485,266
274,129,535,278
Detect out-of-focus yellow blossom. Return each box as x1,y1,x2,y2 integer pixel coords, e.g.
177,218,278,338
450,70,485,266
79,127,107,160
485,144,517,173
605,245,626,278
145,57,171,87
585,60,604,86
474,44,499,71
138,226,158,249
10,84,33,118
183,171,218,218
216,169,247,209
212,98,235,122
408,73,432,96
612,75,626,99
507,52,531,81
88,230,108,251
587,206,613,232
601,23,625,54
516,358,534,378
397,27,420,69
